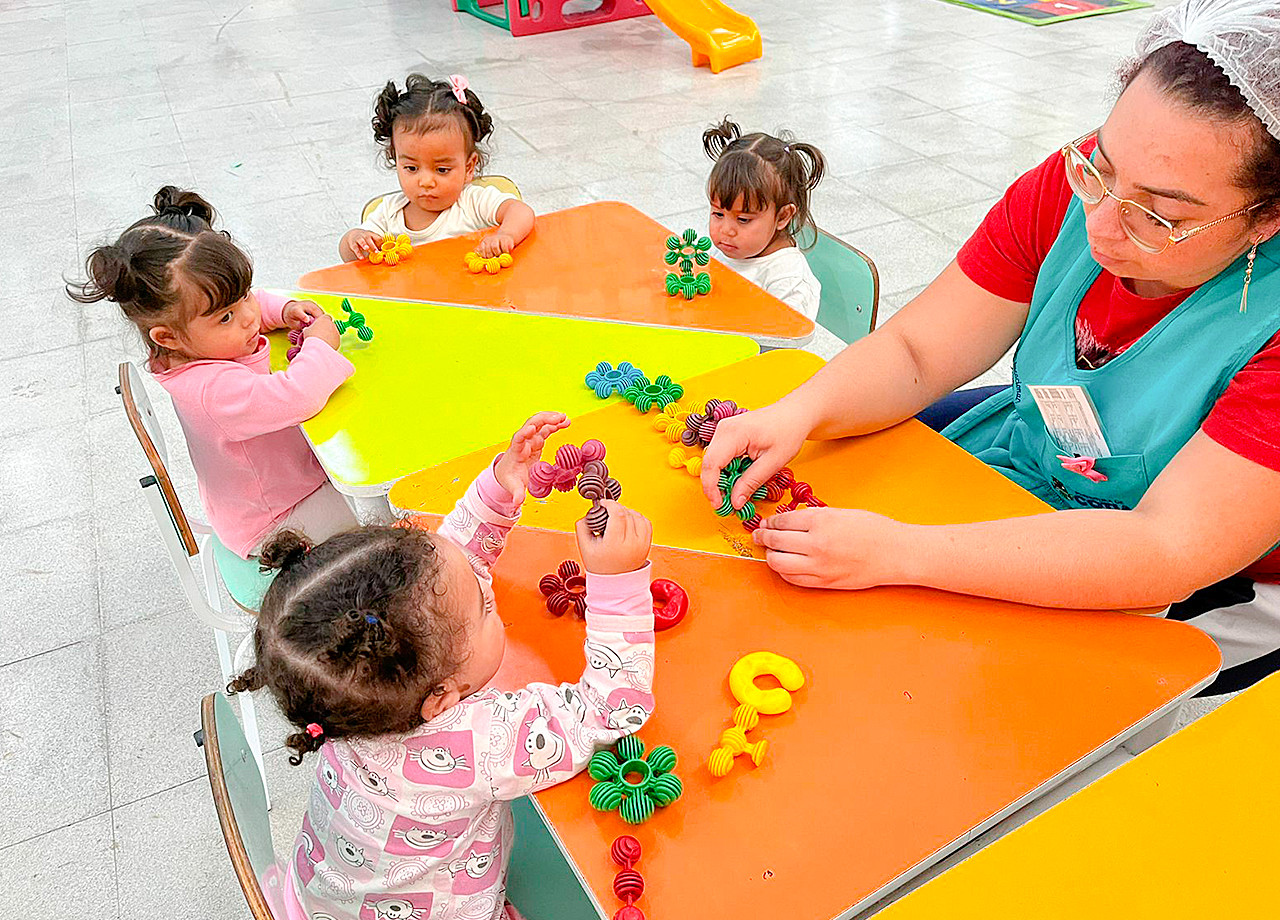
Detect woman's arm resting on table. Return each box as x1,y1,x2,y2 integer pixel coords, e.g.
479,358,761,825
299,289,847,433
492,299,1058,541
756,432,1280,609
703,261,1029,505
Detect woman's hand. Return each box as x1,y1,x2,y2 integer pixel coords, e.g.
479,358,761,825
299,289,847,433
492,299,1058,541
577,501,652,575
282,299,327,329
493,411,570,497
752,507,905,590
701,402,812,509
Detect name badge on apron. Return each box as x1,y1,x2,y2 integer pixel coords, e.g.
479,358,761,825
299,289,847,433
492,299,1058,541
1027,384,1110,458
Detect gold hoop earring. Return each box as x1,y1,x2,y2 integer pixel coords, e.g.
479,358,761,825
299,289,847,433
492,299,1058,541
1241,239,1259,313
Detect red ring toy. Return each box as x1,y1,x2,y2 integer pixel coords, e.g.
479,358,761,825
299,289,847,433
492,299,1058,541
649,578,688,631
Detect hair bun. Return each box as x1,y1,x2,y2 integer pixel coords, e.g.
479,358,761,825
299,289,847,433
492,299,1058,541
703,117,743,160
258,529,312,573
152,186,216,225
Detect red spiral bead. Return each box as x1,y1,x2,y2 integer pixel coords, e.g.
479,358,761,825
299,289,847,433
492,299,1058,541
791,481,825,506
613,869,644,903
710,399,738,421
557,560,581,580
538,574,561,596
697,418,718,444
612,907,645,920
547,593,572,617
743,514,763,532
610,835,642,868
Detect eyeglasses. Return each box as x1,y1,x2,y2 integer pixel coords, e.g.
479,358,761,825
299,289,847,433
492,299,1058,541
1060,130,1264,254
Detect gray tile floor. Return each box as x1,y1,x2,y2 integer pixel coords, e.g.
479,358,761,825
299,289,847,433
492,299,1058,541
3,0,1219,916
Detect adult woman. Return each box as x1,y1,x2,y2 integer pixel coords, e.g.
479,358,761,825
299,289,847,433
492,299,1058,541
703,0,1280,694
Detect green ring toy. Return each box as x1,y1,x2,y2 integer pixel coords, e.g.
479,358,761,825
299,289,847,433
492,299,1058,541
588,735,683,825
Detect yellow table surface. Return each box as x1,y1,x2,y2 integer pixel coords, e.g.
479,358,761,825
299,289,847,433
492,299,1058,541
269,290,757,494
389,349,1056,558
876,672,1280,918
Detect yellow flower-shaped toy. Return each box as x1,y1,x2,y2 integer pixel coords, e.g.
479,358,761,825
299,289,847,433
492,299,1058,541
368,233,413,265
464,251,514,274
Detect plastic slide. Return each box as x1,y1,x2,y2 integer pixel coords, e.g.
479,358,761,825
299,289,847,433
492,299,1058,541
645,0,762,73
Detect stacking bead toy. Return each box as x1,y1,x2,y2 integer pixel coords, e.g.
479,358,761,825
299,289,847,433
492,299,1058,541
285,298,374,360
649,578,688,630
539,560,587,619
610,836,646,920
667,446,701,476
589,735,683,825
708,704,769,777
622,374,685,413
682,397,747,447
652,402,690,442
585,361,645,399
464,250,514,273
528,439,607,499
367,233,412,264
578,459,622,536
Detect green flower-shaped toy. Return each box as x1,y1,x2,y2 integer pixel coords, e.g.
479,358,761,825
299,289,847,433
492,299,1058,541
665,228,712,273
665,270,712,301
588,735,683,825
717,455,768,521
622,374,684,413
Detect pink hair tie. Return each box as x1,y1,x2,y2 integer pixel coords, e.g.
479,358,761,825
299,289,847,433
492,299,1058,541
1057,455,1108,483
448,74,469,104
305,723,324,739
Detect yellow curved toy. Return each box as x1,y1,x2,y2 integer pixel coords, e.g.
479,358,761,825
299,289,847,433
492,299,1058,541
729,651,805,715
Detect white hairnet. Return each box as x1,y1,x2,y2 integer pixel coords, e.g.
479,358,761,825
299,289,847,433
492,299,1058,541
1134,0,1280,140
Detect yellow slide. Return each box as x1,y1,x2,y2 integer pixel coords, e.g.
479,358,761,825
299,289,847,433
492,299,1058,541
645,0,762,73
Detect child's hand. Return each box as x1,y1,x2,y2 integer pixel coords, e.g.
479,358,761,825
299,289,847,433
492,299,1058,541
343,229,383,261
576,502,652,576
282,299,327,329
493,411,570,497
476,231,516,258
301,313,341,350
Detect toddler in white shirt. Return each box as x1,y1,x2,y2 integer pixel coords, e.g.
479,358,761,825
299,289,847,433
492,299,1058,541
702,118,828,320
341,74,535,262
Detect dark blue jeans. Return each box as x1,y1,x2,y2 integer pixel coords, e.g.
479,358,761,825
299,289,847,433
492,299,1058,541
916,385,1009,432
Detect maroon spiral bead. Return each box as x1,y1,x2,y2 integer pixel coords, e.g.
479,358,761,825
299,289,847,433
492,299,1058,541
546,592,571,617
538,574,561,597
611,835,642,868
571,594,588,619
604,477,622,500
684,412,705,432
710,399,738,421
697,418,718,444
288,328,304,345
557,560,581,580
773,500,796,515
704,398,724,415
581,439,606,462
613,869,644,903
791,481,824,506
578,473,605,500
286,346,301,361
613,907,645,920
581,459,608,480
680,428,700,447
743,514,763,532
585,503,609,535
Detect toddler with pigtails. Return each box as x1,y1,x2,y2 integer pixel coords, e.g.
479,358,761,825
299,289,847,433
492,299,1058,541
230,412,656,920
341,74,536,262
702,117,828,320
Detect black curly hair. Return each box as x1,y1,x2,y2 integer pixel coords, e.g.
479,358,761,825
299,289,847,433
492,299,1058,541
372,73,495,172
227,526,466,765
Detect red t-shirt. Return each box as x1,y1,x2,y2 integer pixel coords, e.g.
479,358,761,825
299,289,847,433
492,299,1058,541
956,144,1280,581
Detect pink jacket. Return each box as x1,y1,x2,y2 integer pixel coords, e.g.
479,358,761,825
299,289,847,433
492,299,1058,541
282,466,656,920
152,290,355,557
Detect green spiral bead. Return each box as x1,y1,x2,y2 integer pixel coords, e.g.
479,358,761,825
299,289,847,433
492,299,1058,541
716,495,736,517
681,228,697,245
357,325,374,342
736,500,757,521
340,297,354,314
664,250,680,266
589,750,621,781
647,773,683,806
615,734,645,762
694,251,711,266
694,235,712,252
695,272,712,294
646,745,677,774
590,781,624,812
665,273,681,295
347,311,365,326
666,235,681,250
619,793,656,825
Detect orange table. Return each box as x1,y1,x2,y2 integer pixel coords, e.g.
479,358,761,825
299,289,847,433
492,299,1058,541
390,350,1057,559
434,524,1220,920
297,202,816,347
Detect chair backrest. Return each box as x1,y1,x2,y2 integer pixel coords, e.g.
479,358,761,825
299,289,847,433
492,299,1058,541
360,174,525,222
797,227,880,344
201,692,279,920
118,361,198,556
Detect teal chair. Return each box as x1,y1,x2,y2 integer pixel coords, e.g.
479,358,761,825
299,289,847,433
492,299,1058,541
118,362,275,796
199,692,281,920
797,227,880,344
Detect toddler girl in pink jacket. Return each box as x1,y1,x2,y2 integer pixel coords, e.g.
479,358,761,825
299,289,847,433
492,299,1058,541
230,412,657,920
70,186,356,557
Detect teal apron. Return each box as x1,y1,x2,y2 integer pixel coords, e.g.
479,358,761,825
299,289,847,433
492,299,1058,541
943,199,1280,511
